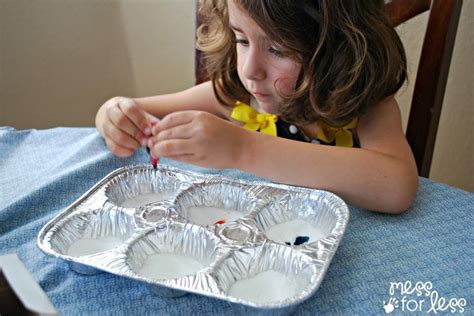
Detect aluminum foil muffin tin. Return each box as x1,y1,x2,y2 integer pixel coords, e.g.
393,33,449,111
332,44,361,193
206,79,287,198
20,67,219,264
37,165,349,314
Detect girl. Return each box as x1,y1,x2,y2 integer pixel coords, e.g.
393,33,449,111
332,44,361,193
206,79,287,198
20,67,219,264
95,0,418,214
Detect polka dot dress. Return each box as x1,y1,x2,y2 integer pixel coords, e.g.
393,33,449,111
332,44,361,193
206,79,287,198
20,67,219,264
275,120,357,147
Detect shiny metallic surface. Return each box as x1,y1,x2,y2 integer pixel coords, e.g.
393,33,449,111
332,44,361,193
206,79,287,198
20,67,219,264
37,164,349,314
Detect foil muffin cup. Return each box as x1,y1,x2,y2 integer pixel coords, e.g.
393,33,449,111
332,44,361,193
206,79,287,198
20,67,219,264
253,190,346,254
38,164,349,314
212,242,321,306
173,181,268,227
124,222,222,280
121,221,225,297
45,204,136,274
104,166,190,208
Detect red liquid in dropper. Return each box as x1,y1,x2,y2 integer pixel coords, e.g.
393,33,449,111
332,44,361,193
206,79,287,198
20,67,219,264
151,157,158,169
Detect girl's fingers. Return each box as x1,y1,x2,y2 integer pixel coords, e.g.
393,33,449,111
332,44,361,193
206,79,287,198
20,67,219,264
118,99,152,136
150,139,195,158
105,138,134,157
153,111,199,134
154,123,194,142
103,115,141,150
145,113,160,126
108,105,144,142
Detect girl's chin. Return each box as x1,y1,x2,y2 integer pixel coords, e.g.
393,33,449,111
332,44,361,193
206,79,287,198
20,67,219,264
256,100,279,114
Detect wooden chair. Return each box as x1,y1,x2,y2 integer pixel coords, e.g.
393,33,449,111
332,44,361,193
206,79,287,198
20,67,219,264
195,0,463,177
387,0,463,177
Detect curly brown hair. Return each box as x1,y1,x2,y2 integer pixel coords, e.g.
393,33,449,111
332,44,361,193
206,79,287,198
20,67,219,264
196,0,407,127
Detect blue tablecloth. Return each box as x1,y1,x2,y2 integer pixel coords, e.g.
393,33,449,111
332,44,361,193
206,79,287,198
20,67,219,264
0,126,472,315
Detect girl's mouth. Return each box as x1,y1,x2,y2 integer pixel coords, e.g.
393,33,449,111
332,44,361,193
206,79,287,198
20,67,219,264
253,92,269,99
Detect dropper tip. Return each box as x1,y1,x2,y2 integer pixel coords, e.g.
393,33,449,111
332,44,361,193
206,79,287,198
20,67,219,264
151,157,159,169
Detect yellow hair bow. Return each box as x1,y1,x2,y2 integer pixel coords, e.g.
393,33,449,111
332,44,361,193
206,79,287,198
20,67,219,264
316,117,358,147
231,101,278,136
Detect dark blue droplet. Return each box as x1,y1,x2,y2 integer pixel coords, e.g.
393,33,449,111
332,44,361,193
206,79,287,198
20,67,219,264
294,236,309,246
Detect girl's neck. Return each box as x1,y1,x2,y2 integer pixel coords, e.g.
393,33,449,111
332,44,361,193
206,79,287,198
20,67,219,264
250,97,319,139
250,98,265,113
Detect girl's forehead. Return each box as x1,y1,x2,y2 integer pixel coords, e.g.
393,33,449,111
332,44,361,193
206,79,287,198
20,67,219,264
227,0,267,38
227,0,252,27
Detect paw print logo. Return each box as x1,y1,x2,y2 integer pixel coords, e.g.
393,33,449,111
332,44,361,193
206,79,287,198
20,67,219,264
383,297,399,314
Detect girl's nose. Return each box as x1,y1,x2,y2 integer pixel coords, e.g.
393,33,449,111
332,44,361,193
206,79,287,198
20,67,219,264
241,48,266,81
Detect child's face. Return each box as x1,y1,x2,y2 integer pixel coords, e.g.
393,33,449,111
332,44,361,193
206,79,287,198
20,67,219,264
228,0,302,114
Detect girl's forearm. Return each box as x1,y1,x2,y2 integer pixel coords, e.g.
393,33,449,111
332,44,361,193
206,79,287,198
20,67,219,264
239,132,418,214
133,81,227,120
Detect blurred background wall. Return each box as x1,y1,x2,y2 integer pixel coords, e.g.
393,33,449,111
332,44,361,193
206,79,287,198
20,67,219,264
0,0,195,128
0,0,472,192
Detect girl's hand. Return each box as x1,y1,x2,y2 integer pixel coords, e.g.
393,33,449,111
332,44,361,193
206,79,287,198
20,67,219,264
95,96,153,157
148,111,250,169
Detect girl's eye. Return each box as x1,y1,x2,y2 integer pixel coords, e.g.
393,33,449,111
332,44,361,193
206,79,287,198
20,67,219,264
268,47,286,57
234,38,249,46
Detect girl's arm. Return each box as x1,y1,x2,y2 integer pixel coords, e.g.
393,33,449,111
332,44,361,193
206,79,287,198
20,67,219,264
150,95,418,214
240,96,418,213
133,81,230,119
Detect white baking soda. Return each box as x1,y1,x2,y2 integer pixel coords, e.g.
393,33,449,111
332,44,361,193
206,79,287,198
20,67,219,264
265,219,325,244
228,270,298,303
138,253,205,280
187,206,243,226
120,192,173,208
67,237,123,257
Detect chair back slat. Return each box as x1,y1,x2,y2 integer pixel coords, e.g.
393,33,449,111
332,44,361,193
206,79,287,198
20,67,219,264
406,0,463,177
386,0,431,26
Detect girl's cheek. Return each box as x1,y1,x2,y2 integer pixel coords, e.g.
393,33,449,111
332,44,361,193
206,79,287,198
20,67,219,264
276,77,298,95
274,62,301,95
